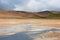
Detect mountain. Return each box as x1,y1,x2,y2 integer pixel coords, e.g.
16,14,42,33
0,10,60,19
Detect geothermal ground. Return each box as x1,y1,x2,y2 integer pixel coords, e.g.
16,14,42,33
0,19,60,35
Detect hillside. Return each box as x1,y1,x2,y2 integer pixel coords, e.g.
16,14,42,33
0,10,60,19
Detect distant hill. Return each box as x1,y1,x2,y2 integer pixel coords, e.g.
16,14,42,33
0,10,60,19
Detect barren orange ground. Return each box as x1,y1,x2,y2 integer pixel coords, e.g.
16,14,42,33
0,19,60,36
0,19,60,28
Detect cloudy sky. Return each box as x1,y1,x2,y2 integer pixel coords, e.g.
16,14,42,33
0,0,60,12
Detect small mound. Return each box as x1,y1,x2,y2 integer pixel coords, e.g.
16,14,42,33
34,31,60,40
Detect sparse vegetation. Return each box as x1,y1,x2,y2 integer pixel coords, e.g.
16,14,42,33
0,10,60,19
33,12,60,19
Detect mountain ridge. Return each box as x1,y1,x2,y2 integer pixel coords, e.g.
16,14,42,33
0,10,60,19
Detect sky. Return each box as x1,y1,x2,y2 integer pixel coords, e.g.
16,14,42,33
0,0,60,12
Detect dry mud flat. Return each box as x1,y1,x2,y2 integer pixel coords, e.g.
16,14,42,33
0,19,60,40
0,19,60,35
0,19,60,28
0,19,60,30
